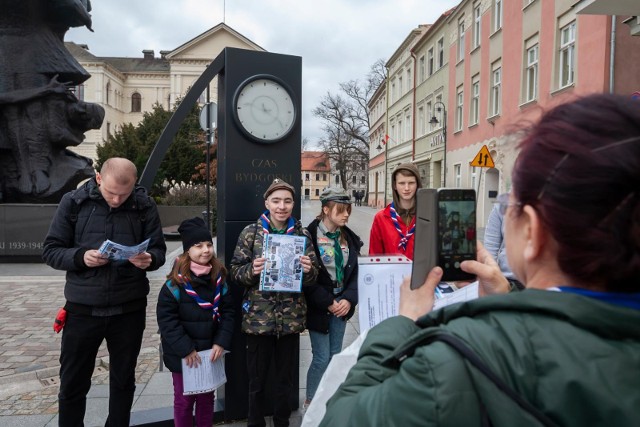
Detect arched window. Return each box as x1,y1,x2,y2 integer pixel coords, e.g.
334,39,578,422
105,82,111,105
131,92,142,112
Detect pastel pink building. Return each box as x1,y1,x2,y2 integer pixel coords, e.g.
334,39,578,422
445,0,640,225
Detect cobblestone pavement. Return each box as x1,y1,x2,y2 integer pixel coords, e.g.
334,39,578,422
0,276,164,416
0,275,166,416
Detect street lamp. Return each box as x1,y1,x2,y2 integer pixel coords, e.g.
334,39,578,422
429,101,447,187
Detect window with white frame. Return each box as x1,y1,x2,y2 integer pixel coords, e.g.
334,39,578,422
390,122,396,143
454,164,462,188
435,94,443,129
491,63,502,117
458,18,465,61
525,40,539,102
473,3,481,49
437,37,445,68
398,118,403,142
426,100,433,131
559,21,576,88
71,84,85,101
418,105,425,135
398,76,403,96
419,55,426,82
470,166,477,190
494,0,503,32
405,111,411,141
391,79,396,103
428,48,434,76
456,87,464,131
406,69,412,92
470,75,480,125
131,92,142,113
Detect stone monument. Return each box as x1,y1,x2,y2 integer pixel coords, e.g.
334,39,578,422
0,0,104,203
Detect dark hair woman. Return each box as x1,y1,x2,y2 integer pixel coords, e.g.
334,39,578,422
321,94,640,427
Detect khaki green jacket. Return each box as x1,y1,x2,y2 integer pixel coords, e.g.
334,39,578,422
230,218,318,336
322,290,640,427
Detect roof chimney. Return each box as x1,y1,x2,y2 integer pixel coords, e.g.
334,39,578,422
159,50,171,59
142,49,154,59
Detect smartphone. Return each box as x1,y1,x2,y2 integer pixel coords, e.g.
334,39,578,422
437,189,476,282
411,188,476,289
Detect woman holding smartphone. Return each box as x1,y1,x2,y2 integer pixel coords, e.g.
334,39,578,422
321,94,640,426
304,187,363,409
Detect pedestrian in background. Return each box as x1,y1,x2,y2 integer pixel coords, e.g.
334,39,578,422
369,163,421,259
43,157,166,427
230,178,319,427
157,217,235,427
321,94,640,426
484,203,524,289
303,188,363,409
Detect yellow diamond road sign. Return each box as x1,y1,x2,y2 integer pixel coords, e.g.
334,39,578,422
470,145,495,168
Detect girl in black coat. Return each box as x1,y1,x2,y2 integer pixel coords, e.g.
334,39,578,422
303,188,363,408
156,217,235,427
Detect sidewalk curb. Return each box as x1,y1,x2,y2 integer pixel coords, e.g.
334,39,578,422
0,346,161,400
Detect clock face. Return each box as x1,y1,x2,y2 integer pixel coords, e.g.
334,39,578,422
234,76,296,143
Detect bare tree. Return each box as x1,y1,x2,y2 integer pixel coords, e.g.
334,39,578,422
313,59,386,197
302,137,311,151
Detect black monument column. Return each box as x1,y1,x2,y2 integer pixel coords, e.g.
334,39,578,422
216,47,302,421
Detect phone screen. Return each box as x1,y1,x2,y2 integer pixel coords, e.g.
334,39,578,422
438,189,476,281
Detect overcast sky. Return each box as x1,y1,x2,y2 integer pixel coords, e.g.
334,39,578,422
66,0,459,146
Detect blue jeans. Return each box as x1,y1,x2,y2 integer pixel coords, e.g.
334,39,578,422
306,315,347,400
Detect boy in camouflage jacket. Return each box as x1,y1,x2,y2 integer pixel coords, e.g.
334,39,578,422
230,178,318,427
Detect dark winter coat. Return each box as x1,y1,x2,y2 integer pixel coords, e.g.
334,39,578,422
157,273,235,373
304,219,363,333
43,178,166,308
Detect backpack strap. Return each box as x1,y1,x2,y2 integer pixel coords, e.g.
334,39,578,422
68,201,80,224
165,280,180,302
67,190,82,224
396,331,558,427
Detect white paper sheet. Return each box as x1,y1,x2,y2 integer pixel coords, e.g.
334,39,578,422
433,281,479,311
358,257,480,332
98,238,149,261
181,349,228,395
358,256,413,332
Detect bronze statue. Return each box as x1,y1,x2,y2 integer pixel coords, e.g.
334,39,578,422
0,0,104,202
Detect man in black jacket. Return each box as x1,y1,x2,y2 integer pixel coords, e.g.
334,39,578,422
43,157,166,427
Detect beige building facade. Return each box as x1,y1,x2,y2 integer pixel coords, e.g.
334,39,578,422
384,25,430,199
412,9,455,190
66,23,264,162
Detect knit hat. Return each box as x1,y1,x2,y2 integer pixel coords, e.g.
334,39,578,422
320,187,352,205
391,162,422,211
263,178,295,199
178,217,212,252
